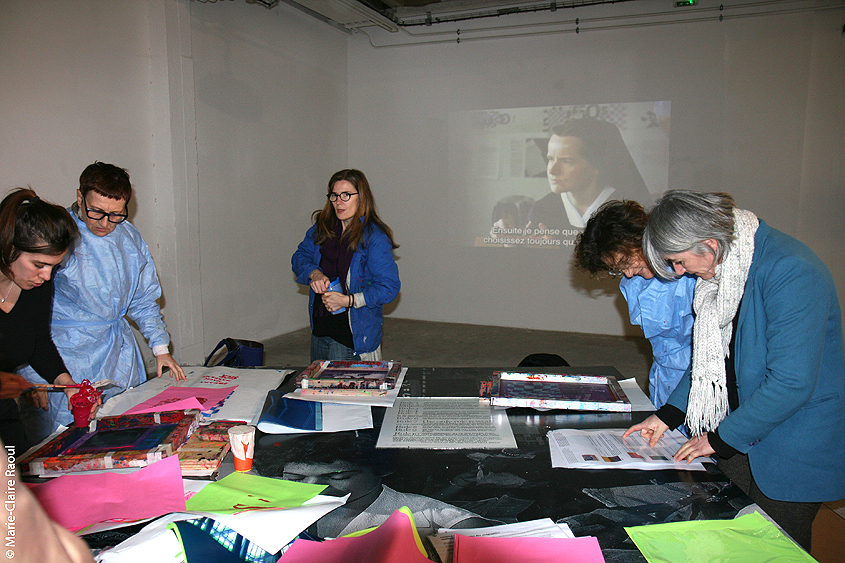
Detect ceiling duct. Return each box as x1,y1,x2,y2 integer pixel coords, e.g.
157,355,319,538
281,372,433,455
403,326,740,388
285,0,400,31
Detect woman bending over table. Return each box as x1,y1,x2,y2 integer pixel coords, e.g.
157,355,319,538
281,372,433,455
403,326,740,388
0,188,86,453
623,190,844,551
573,200,695,409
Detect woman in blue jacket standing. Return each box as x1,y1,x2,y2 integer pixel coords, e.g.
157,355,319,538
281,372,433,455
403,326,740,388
292,169,400,361
624,190,844,551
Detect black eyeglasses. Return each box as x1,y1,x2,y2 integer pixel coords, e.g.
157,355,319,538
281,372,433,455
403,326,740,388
84,197,128,224
327,192,358,202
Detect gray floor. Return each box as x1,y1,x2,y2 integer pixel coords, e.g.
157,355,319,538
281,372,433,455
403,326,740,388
262,317,653,394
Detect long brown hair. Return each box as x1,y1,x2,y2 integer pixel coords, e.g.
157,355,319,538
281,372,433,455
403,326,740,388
0,188,79,278
312,169,398,251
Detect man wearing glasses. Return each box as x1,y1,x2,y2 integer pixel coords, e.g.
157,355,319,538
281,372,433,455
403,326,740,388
21,162,185,442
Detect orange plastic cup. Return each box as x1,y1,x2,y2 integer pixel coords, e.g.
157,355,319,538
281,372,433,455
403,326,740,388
228,425,256,472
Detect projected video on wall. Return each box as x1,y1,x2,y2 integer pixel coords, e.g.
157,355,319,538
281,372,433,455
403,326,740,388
447,102,670,248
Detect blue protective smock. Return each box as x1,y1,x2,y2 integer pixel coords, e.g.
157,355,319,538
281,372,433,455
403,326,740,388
22,211,170,431
619,274,695,409
292,222,400,355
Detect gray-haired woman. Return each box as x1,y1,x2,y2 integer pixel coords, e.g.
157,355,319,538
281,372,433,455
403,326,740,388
623,190,844,551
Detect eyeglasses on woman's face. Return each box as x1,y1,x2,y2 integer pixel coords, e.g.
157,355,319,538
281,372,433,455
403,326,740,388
84,198,128,223
607,257,630,277
327,191,358,202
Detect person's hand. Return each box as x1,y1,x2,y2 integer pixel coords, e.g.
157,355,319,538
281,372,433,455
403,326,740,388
322,290,350,313
156,353,186,380
622,414,670,447
674,433,715,463
0,372,34,399
54,373,101,421
309,270,330,294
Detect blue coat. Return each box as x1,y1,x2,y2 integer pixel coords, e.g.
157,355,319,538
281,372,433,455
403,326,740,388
620,275,695,409
292,222,400,355
667,220,845,502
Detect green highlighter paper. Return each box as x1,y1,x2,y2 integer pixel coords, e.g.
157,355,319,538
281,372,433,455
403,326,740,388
626,512,817,563
185,472,327,515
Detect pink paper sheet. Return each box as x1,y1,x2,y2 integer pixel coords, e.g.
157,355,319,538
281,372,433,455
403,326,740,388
32,455,186,532
126,396,204,414
454,535,605,563
124,385,237,414
280,508,432,563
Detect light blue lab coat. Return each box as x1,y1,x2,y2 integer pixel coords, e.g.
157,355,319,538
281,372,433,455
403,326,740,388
22,211,170,434
619,274,695,409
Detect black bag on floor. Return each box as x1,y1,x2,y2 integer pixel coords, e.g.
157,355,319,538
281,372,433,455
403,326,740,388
204,338,264,367
518,353,570,367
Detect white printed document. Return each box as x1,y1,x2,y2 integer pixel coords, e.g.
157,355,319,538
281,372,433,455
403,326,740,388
377,397,517,449
548,428,713,471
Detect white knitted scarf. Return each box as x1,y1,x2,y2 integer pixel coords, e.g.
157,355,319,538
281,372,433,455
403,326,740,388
686,208,759,436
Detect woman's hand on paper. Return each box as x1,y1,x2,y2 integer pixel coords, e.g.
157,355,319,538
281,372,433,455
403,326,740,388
156,353,186,381
623,414,670,447
674,433,715,463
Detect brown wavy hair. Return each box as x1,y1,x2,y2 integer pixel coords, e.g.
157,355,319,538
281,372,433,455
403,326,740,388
573,199,648,277
311,169,398,251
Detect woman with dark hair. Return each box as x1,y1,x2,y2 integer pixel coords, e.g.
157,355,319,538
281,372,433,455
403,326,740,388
624,190,845,551
573,200,695,409
292,169,400,361
0,188,84,453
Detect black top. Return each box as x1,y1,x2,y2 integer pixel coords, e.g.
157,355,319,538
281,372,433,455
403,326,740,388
312,223,354,350
0,280,67,385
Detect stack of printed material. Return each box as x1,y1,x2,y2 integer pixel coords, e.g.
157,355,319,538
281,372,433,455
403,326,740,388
19,410,201,477
175,421,238,477
296,360,402,396
285,360,407,408
481,371,631,412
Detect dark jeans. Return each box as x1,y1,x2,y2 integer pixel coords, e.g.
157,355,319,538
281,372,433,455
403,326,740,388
716,453,820,552
310,334,361,363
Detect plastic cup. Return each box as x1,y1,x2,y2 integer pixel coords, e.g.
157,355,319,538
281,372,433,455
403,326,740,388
71,403,90,428
228,425,256,472
327,278,346,315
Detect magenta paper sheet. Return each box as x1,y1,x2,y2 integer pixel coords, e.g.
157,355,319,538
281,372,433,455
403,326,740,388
454,535,605,563
31,455,186,532
124,385,237,415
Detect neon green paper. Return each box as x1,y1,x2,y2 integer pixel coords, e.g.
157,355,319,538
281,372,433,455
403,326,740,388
626,512,817,563
185,472,326,514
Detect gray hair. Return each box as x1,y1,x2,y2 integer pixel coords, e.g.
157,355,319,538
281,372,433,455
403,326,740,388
643,190,736,279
